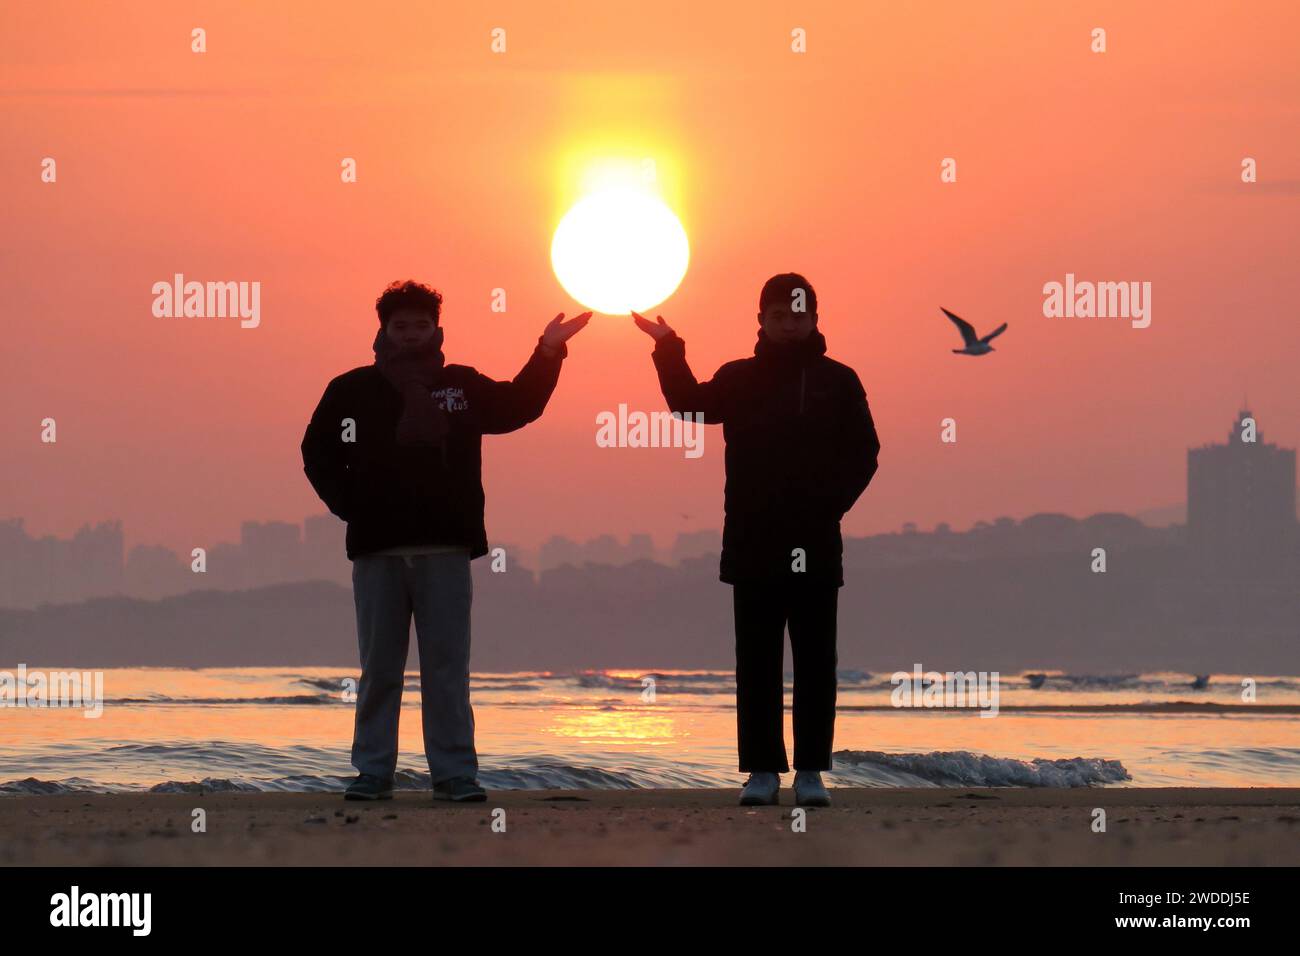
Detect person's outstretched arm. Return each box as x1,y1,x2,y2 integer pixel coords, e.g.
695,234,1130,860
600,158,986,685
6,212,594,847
301,377,352,520
474,311,591,434
633,311,730,423
833,369,881,516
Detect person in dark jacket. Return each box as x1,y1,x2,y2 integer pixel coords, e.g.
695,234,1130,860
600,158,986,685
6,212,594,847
634,273,880,807
302,280,589,803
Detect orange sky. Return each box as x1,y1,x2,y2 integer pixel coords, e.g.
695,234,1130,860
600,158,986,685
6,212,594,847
3,0,1298,556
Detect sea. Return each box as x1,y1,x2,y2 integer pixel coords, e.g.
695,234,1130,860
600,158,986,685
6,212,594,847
2,667,1298,793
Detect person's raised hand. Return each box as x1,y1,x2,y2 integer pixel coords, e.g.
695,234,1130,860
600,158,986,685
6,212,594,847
631,311,674,341
541,311,592,352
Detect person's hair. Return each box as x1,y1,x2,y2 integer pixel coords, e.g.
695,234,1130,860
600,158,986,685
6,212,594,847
375,280,443,326
758,272,817,317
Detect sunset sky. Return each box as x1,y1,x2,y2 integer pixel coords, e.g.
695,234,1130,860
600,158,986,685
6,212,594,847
3,0,1298,557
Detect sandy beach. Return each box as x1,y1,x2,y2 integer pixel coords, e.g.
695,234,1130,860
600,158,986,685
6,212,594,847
2,787,1297,866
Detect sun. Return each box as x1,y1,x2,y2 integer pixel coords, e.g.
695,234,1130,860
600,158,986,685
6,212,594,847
551,187,690,315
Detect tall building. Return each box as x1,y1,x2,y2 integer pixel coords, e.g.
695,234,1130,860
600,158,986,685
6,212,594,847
1187,409,1297,575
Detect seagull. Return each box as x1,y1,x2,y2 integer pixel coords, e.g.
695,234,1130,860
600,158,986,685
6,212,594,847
942,307,1007,355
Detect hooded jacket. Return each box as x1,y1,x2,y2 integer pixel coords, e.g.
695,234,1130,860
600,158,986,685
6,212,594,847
301,337,566,560
651,328,880,586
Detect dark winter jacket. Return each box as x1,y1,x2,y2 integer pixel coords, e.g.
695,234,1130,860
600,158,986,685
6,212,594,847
302,337,566,560
651,328,880,586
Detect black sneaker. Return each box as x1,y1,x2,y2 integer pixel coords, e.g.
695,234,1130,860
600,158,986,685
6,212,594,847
432,777,487,802
344,773,393,800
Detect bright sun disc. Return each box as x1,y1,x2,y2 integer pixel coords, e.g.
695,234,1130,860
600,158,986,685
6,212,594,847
551,188,689,315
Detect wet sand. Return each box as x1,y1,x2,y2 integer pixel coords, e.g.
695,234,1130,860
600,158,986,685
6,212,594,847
2,787,1297,866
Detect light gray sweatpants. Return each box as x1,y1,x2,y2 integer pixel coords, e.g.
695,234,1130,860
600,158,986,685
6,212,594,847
350,551,476,784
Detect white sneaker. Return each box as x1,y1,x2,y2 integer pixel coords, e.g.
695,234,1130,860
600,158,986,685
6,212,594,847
793,770,831,807
739,771,781,806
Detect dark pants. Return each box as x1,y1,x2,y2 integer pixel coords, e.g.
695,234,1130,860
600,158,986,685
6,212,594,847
733,581,839,773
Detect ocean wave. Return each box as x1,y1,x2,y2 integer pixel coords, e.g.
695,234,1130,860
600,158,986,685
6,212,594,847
294,676,346,692
77,670,1299,706
0,765,709,794
829,750,1131,788
108,694,337,706
1,749,1133,795
0,777,93,795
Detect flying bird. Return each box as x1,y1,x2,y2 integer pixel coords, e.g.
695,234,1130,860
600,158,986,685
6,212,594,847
942,308,1007,355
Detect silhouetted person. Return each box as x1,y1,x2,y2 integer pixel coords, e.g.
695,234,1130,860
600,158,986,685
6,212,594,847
634,273,880,807
302,280,589,802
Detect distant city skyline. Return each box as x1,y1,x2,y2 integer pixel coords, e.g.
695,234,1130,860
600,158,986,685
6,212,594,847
2,407,1295,610
4,509,1294,673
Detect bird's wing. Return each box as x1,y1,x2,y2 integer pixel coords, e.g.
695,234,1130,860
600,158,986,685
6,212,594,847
941,308,978,345
980,322,1008,343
